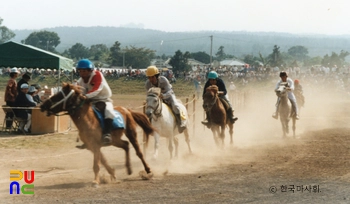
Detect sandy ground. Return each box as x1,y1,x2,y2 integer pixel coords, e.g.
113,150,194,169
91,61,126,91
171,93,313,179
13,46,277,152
0,84,350,203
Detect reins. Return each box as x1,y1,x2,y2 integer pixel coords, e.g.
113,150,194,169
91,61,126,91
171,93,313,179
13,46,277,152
48,89,86,116
146,93,162,117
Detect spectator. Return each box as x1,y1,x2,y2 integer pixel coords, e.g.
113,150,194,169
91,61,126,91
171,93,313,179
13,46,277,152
17,72,31,94
31,84,42,104
4,67,20,128
14,84,37,133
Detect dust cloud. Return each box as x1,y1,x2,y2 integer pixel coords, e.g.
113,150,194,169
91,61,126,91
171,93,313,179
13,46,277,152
133,82,350,179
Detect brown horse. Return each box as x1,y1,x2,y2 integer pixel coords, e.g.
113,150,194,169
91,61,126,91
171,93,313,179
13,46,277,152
40,83,155,186
202,85,234,147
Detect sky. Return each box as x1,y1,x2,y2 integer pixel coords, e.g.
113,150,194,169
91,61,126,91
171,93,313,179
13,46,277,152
1,0,349,35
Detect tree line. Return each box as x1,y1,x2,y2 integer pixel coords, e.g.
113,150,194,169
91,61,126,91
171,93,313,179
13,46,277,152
1,17,349,73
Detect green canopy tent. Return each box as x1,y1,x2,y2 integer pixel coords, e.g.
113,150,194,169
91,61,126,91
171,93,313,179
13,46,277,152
0,41,74,133
0,41,73,71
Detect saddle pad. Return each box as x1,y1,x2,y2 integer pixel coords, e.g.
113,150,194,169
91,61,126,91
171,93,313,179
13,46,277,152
93,107,125,129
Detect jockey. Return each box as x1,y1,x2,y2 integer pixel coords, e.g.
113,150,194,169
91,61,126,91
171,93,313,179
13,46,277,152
76,59,114,145
201,71,238,125
145,66,186,133
272,71,300,120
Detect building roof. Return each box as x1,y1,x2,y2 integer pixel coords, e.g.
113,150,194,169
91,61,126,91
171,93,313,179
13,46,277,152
0,41,73,71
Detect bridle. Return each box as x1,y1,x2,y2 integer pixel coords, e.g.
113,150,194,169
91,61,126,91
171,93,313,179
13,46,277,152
203,91,218,112
46,89,85,116
146,93,162,118
49,89,75,110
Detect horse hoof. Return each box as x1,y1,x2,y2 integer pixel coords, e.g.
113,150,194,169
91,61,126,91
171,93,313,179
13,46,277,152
127,169,132,175
139,170,153,180
91,181,99,188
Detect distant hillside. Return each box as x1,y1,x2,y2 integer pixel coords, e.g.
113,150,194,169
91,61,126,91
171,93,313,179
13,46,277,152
11,26,350,58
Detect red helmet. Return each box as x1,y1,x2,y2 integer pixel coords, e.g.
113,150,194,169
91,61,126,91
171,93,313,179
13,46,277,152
294,79,299,84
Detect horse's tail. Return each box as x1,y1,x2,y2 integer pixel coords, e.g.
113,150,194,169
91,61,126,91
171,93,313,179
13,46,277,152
129,109,156,139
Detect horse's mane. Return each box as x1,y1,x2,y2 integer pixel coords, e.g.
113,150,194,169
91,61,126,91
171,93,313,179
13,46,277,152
148,87,161,96
206,85,218,94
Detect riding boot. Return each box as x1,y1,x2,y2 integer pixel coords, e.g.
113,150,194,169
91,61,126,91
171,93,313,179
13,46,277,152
227,108,238,123
175,114,186,133
102,118,113,145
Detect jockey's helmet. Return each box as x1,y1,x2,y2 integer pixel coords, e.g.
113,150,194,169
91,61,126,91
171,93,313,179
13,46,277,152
294,79,299,84
76,59,94,70
208,71,218,79
279,71,288,77
146,66,159,77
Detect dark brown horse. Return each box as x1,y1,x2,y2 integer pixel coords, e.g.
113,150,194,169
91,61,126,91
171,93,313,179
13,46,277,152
202,85,234,147
40,83,155,186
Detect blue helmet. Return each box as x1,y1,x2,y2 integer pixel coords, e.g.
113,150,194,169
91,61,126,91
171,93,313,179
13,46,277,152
208,71,218,79
76,59,94,70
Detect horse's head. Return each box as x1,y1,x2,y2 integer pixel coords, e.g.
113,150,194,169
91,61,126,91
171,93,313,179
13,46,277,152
145,87,162,119
275,82,288,97
202,85,219,112
40,83,86,116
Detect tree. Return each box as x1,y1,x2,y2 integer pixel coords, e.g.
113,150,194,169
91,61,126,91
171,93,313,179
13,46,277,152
0,18,15,44
243,54,261,67
123,46,155,68
190,51,210,64
267,45,284,68
288,45,309,62
321,50,349,68
169,50,191,73
89,44,110,61
67,43,89,60
23,30,60,52
215,45,226,61
109,41,122,66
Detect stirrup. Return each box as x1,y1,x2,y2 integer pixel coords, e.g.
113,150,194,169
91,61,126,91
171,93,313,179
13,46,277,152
102,134,112,145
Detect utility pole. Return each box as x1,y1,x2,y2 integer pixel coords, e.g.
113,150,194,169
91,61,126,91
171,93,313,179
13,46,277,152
210,35,213,67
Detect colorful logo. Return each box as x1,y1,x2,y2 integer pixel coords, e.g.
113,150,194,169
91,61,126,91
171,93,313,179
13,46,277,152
9,170,35,194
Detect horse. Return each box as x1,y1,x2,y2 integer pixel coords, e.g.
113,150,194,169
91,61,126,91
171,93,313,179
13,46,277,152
40,83,155,186
202,85,234,148
275,82,297,138
144,87,192,159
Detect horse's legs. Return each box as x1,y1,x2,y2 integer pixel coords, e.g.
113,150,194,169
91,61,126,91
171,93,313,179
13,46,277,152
167,137,174,159
228,123,234,145
220,125,226,148
92,149,101,185
99,152,116,181
125,129,151,174
153,132,160,159
292,117,296,138
173,135,179,158
112,135,132,175
211,127,220,147
183,129,192,154
142,132,148,159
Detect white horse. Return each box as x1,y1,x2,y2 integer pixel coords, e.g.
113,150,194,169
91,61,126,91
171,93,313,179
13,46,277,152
275,82,297,137
144,87,192,159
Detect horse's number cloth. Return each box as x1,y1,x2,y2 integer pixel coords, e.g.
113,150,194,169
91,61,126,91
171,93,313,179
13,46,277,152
93,107,125,129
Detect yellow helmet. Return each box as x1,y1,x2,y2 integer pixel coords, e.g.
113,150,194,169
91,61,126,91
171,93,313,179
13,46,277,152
146,66,159,77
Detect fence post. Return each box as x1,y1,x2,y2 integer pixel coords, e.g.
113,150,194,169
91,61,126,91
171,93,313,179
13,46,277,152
192,94,196,137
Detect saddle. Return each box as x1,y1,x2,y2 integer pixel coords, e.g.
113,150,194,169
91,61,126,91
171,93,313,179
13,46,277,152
218,97,230,111
93,102,125,130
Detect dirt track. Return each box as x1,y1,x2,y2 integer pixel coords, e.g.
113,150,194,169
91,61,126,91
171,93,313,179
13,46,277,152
0,85,350,203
